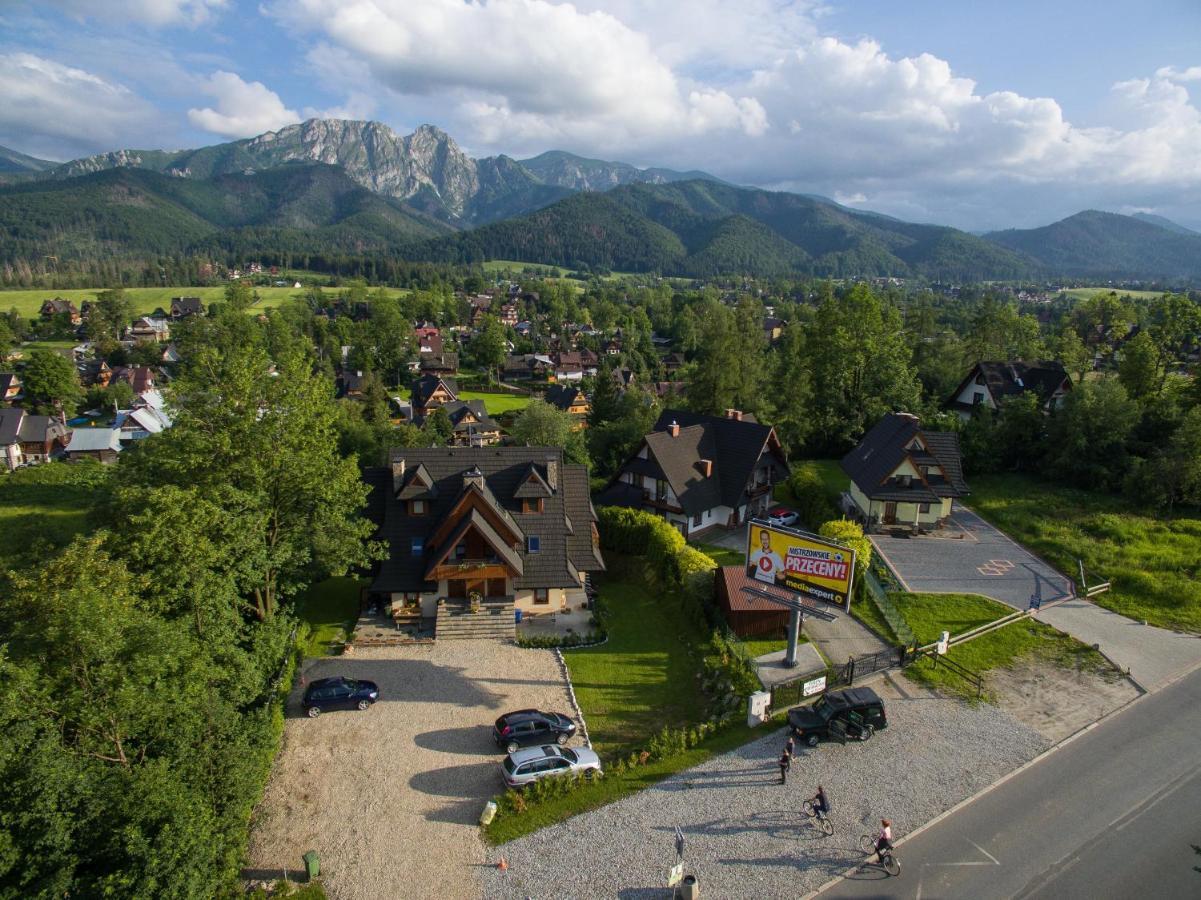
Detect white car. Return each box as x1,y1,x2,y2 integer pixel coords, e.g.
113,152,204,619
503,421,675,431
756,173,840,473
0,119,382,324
767,507,799,527
501,744,602,788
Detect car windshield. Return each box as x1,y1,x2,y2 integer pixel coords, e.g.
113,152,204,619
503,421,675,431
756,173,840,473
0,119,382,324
559,748,577,763
812,697,834,720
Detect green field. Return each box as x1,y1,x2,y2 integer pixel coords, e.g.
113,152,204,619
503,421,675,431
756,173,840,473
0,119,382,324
456,390,532,415
294,576,362,657
0,285,410,319
694,541,744,567
1060,288,1166,302
0,461,108,568
969,474,1201,633
565,573,711,756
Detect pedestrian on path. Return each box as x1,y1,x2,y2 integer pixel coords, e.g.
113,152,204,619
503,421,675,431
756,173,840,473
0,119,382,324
785,735,795,758
778,750,791,785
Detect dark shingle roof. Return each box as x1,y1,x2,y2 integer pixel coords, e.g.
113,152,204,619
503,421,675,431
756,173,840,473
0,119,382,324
412,375,458,409
841,413,968,502
544,384,583,412
366,447,603,594
650,409,781,511
950,361,1070,411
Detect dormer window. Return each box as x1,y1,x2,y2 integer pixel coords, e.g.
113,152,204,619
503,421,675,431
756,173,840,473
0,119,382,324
521,498,544,514
409,499,427,515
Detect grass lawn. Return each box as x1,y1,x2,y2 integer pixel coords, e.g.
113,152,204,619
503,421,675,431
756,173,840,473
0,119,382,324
456,390,532,416
0,285,409,319
907,617,1112,700
564,570,710,757
739,636,805,658
895,592,1012,644
969,473,1201,633
1060,288,1165,302
294,576,362,657
694,541,743,567
851,596,896,643
0,461,107,567
792,459,845,495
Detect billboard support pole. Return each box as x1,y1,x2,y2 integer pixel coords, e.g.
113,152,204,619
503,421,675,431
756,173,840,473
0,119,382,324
785,608,802,667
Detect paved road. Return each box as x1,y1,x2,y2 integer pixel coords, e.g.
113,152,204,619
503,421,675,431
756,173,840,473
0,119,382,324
817,667,1201,899
869,507,1074,610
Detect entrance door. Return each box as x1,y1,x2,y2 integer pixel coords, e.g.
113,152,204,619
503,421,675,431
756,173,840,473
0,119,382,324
883,502,897,525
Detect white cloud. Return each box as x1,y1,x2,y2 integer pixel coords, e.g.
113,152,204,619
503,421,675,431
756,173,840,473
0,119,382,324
187,71,300,138
0,52,157,159
41,0,228,27
269,0,766,153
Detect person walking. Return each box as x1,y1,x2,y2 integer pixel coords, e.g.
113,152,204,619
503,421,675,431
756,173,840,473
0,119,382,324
778,749,792,784
785,735,796,758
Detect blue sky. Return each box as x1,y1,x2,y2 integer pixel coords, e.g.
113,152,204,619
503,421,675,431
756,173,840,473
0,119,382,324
1,0,1198,231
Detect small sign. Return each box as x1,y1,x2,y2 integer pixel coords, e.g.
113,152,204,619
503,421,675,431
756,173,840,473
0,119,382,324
803,675,827,697
667,863,684,887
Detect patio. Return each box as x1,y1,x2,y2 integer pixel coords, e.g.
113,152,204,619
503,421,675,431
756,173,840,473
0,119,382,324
516,605,598,640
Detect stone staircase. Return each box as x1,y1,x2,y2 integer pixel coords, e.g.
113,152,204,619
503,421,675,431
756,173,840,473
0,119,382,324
435,598,516,640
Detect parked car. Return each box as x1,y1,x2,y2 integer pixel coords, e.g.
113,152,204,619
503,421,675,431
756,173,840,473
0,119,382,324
493,709,578,753
767,506,799,527
787,687,887,746
501,744,602,788
301,676,380,718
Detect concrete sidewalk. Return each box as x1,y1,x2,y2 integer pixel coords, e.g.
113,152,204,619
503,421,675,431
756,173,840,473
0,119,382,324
1039,599,1201,692
802,607,891,667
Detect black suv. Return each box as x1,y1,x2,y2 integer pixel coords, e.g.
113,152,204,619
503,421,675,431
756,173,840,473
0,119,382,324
301,676,380,718
788,687,887,746
493,709,577,753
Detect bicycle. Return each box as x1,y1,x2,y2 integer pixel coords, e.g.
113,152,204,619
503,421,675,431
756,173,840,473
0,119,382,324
801,798,834,835
859,834,901,876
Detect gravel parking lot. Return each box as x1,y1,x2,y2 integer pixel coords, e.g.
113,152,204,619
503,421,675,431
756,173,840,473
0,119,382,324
486,676,1050,899
245,641,575,900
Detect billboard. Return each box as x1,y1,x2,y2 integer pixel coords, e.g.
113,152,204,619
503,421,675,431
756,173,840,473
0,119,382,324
745,520,856,608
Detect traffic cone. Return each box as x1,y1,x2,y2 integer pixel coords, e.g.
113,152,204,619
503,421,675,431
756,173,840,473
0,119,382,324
497,857,508,872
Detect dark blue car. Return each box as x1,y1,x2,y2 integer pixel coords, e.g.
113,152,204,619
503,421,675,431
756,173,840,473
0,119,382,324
302,676,380,718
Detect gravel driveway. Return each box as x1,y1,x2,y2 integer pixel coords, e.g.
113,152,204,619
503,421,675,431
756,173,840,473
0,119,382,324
246,641,575,900
486,677,1049,899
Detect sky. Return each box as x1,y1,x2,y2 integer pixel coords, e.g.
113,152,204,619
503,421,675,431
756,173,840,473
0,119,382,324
0,0,1198,232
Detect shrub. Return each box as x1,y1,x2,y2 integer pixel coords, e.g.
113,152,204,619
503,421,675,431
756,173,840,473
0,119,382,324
786,466,841,529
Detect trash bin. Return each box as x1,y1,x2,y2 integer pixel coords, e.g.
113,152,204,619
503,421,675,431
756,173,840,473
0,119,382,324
480,800,498,826
679,874,699,899
302,850,320,881
515,608,523,624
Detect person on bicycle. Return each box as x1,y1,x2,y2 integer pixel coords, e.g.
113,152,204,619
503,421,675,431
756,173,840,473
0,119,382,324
810,785,830,820
875,819,893,863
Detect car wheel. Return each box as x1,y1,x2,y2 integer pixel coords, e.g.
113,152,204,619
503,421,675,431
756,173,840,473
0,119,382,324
307,706,321,718
506,741,519,754
583,767,601,780
806,733,819,747
357,699,371,711
857,724,874,742
556,732,569,745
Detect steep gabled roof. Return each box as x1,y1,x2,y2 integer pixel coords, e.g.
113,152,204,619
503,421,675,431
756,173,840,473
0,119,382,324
513,463,553,498
651,409,780,510
423,509,524,579
643,425,722,516
950,360,1071,411
841,413,968,501
412,374,459,409
544,384,584,412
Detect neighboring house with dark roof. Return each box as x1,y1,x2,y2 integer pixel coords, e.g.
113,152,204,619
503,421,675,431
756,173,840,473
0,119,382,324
40,298,80,324
0,372,22,404
111,365,156,393
411,375,459,418
128,316,170,344
543,384,590,429
65,427,122,463
363,447,605,637
597,408,790,539
338,369,367,399
77,360,112,388
841,412,968,532
0,408,70,470
170,296,205,318
442,400,502,447
716,566,790,638
418,351,459,375
948,361,1072,420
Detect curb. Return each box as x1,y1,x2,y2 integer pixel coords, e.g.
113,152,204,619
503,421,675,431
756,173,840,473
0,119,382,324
801,683,1151,899
553,648,593,749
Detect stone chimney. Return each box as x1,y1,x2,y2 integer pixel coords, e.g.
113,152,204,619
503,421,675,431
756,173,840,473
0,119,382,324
463,465,485,491
545,454,559,491
669,420,680,438
391,457,406,493
700,459,713,478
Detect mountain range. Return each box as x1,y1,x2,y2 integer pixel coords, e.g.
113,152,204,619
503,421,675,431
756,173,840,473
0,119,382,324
1,118,1199,281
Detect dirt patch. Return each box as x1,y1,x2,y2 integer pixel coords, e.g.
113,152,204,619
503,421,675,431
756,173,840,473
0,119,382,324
987,659,1141,742
246,641,576,900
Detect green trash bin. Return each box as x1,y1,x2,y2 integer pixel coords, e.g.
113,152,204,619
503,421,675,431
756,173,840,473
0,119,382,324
302,850,320,881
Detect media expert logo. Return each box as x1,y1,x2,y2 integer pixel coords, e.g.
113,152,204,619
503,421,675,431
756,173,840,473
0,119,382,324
745,523,856,606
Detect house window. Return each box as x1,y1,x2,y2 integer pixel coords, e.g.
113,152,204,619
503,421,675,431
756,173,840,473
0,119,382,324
527,536,541,553
409,499,426,515
522,498,543,513
974,373,985,385
919,502,931,514
692,512,702,527
533,588,550,605
973,391,985,405
655,479,668,501
453,542,466,559
410,537,424,556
